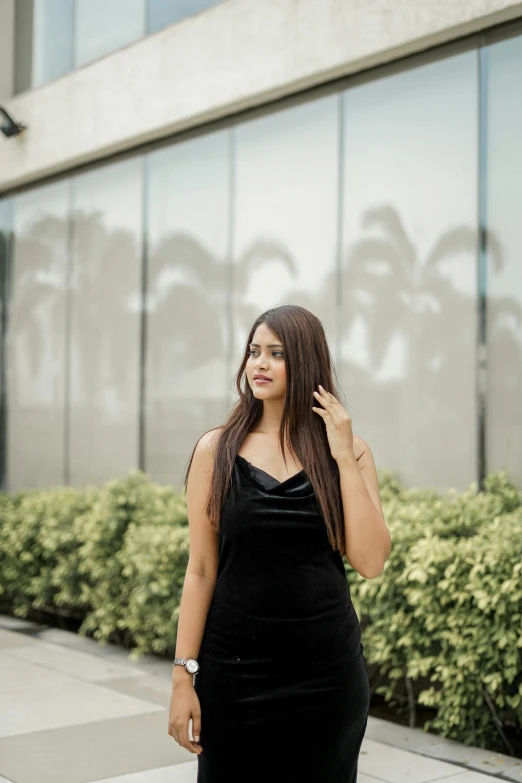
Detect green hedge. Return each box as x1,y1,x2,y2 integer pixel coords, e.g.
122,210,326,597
345,470,522,754
0,472,188,653
0,468,521,753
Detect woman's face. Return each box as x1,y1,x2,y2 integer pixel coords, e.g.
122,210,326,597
246,323,287,400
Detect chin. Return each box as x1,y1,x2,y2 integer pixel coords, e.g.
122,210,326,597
250,384,274,397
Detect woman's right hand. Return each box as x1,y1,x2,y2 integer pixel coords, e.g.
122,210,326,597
168,679,203,754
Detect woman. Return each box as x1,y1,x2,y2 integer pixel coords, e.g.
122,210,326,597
168,304,391,782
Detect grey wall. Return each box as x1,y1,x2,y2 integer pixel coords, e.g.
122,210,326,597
2,0,522,192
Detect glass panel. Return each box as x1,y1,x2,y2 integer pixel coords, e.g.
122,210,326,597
32,0,74,87
75,0,146,68
6,182,69,490
69,159,142,485
14,0,35,94
145,131,230,488
341,52,478,490
147,0,223,33
0,200,12,490
233,95,339,386
485,35,522,486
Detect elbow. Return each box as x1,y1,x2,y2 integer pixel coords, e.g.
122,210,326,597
358,562,385,579
357,550,389,579
351,541,391,580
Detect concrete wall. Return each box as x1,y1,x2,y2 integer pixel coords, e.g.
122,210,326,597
1,0,522,193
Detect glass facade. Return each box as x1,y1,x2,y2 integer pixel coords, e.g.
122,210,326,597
15,0,225,92
32,0,74,87
6,182,69,489
145,132,230,485
0,201,11,490
68,160,143,486
232,97,339,377
341,53,479,489
485,36,522,483
74,0,146,68
1,32,522,493
148,0,222,33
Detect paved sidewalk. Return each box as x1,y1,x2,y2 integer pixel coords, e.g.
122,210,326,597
0,613,520,783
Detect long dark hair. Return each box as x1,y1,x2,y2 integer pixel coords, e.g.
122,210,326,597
184,304,347,556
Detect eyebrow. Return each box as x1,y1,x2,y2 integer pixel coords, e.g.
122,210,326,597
249,343,283,348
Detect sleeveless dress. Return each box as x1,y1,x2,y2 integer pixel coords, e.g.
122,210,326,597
194,453,370,783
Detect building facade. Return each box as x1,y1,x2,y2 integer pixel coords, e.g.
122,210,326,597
0,0,521,494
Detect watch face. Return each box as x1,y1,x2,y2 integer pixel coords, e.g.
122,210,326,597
186,658,199,674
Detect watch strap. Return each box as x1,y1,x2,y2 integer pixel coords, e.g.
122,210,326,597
172,657,199,674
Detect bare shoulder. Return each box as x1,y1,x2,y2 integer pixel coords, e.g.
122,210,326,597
186,428,223,579
194,427,222,459
188,427,223,482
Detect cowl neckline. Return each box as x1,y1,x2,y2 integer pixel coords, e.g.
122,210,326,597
235,453,307,490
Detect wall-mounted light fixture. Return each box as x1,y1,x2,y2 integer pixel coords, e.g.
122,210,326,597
0,107,27,138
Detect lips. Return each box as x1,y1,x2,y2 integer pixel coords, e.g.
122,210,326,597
254,375,272,381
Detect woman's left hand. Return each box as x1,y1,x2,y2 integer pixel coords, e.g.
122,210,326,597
312,385,356,463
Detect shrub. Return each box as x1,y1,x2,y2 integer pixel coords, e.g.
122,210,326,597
346,470,522,753
0,467,520,753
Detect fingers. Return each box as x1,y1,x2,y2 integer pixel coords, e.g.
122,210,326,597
313,385,350,423
168,720,202,755
313,384,336,407
312,405,328,417
192,714,201,745
167,722,179,743
178,726,196,753
313,386,340,422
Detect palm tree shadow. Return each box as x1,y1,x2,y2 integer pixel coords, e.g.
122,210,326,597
336,204,521,488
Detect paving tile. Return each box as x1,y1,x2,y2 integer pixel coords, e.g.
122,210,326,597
428,772,511,782
0,711,193,783
101,674,173,708
420,741,522,782
365,715,447,751
0,614,46,633
35,628,173,678
359,737,466,782
4,641,148,682
0,652,161,738
89,760,387,783
0,628,39,650
35,628,136,659
91,760,198,782
365,716,522,782
119,656,173,680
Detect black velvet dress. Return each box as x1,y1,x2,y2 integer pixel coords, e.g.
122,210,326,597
195,453,370,782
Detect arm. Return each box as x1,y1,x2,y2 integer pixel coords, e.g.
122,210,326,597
172,429,220,688
312,386,391,580
338,435,391,579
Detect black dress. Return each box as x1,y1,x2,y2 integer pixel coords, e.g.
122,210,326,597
195,453,370,782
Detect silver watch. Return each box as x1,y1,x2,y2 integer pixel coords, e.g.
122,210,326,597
173,657,199,675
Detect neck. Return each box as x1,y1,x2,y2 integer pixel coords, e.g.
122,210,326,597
254,398,284,433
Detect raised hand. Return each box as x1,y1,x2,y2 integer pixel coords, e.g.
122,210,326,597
312,385,356,464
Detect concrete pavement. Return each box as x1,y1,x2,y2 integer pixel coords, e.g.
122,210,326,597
0,613,520,783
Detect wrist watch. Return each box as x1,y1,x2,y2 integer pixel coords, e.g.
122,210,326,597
173,657,200,675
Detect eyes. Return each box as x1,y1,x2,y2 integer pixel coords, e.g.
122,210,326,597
248,349,284,359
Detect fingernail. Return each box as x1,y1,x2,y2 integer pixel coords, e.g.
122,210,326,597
194,735,200,742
